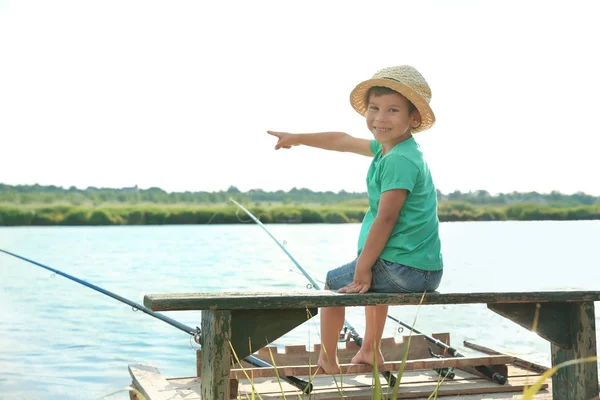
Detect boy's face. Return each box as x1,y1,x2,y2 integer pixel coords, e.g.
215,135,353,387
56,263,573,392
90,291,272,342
366,91,421,147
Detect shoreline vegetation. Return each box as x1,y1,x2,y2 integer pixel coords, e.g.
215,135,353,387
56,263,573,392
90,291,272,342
0,184,599,226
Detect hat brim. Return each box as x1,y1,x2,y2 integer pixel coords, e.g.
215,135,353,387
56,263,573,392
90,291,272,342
349,78,435,133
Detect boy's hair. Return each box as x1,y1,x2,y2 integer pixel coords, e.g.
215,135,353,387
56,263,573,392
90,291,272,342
366,86,417,114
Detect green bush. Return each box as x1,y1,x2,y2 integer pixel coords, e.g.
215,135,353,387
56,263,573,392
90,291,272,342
61,209,90,225
342,208,366,222
299,208,324,223
271,208,302,223
126,210,146,225
145,209,168,225
474,208,507,221
323,211,349,223
166,210,199,224
88,210,107,225
0,207,35,226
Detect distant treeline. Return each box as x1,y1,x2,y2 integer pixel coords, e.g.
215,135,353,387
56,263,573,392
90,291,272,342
1,183,599,207
1,184,599,226
1,202,599,226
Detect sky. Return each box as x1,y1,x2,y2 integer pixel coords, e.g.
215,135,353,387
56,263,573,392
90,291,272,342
1,0,599,196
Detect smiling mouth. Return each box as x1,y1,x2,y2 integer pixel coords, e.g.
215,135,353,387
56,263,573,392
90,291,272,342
374,127,391,133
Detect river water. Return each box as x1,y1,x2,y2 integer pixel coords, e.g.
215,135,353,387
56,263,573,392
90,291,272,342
0,220,599,399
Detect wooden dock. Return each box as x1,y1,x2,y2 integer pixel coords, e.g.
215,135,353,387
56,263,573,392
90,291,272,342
128,333,553,399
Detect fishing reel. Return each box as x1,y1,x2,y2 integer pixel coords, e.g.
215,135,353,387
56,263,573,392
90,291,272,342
338,327,351,342
428,347,455,379
193,327,202,345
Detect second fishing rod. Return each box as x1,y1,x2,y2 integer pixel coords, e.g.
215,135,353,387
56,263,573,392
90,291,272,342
0,248,314,394
230,198,507,386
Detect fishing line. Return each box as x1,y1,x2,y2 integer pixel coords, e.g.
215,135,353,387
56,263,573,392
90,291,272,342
0,248,314,393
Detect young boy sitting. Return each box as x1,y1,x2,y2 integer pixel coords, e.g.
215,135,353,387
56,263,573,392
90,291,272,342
267,65,444,374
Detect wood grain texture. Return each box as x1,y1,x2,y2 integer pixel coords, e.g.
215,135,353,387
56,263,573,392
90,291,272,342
229,308,316,360
463,340,550,374
488,302,572,347
200,310,232,400
198,333,451,375
227,355,514,378
166,366,551,399
128,364,184,400
551,301,599,399
143,290,600,311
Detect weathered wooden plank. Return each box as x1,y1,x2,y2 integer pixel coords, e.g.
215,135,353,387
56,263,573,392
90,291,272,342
229,308,316,360
550,301,599,399
228,355,514,378
199,333,451,376
169,366,550,399
128,364,184,400
487,302,572,347
143,290,600,311
200,310,232,400
463,340,550,374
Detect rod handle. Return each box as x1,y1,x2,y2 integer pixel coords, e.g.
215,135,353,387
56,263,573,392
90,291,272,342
474,365,507,385
283,376,313,394
449,347,506,385
382,370,397,387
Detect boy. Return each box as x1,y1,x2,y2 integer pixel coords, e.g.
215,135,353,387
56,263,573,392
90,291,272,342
267,65,443,374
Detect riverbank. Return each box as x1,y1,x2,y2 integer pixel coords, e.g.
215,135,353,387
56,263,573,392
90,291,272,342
1,202,599,226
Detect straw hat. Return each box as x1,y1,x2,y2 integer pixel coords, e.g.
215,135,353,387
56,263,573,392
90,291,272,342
349,65,435,133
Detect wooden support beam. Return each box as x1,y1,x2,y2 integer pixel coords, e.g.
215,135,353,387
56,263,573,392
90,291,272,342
229,308,316,360
199,308,316,398
489,301,599,399
201,310,233,400
487,302,572,347
551,301,599,400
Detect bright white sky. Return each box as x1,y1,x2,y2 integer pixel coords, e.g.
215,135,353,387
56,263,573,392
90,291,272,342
1,0,599,196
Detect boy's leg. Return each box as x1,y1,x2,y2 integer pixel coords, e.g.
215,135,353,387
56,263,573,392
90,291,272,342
318,286,345,375
318,260,356,374
351,305,388,367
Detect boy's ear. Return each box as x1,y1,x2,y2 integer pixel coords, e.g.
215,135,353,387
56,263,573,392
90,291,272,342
411,110,422,129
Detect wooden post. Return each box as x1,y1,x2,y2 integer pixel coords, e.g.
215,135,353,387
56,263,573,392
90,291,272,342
201,310,233,400
551,301,599,400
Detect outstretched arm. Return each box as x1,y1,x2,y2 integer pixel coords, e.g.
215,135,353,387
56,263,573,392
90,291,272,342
268,131,373,157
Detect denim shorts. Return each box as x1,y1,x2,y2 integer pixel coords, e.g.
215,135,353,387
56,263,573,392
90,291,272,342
325,257,442,293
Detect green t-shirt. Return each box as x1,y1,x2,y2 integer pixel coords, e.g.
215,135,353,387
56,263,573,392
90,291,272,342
357,137,443,271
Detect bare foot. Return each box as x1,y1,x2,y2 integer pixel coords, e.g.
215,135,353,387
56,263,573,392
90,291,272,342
351,348,385,369
318,353,341,375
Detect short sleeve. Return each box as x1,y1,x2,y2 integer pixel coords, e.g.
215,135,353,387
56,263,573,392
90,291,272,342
379,155,420,193
370,140,380,156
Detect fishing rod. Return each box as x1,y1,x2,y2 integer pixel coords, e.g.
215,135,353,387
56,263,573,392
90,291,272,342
386,314,506,384
0,248,313,394
229,198,507,386
230,198,398,387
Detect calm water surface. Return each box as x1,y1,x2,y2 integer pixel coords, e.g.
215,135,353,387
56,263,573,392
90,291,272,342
0,221,599,399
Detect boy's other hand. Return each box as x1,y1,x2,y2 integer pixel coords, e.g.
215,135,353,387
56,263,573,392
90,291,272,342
267,130,298,150
338,268,372,294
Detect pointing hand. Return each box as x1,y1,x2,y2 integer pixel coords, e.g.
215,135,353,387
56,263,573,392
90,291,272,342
267,131,299,150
